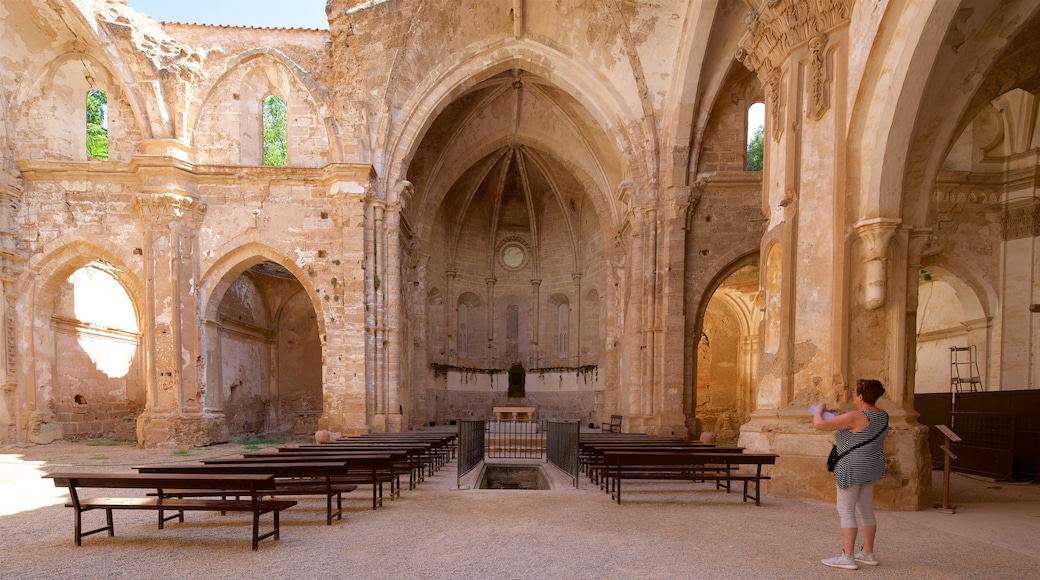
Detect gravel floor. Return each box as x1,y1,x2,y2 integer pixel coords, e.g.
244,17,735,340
1,436,1038,580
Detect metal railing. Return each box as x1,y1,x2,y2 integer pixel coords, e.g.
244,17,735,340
546,420,580,488
457,420,486,488
485,420,545,458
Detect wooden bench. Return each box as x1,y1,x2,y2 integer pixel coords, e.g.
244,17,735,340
44,472,296,550
135,460,376,521
584,444,742,487
600,451,777,505
601,415,623,433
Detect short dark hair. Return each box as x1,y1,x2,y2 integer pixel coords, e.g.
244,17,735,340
856,379,885,405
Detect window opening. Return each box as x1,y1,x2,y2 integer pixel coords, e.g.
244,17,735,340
746,102,764,171
557,303,569,359
263,95,287,166
458,303,469,358
86,89,108,161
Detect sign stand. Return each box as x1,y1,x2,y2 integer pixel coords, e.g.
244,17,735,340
934,424,962,514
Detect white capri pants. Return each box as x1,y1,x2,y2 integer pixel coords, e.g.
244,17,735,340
836,481,877,528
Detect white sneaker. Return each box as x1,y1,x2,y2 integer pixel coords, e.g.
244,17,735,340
821,551,859,570
854,550,879,566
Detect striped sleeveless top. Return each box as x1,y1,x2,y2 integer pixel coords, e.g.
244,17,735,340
833,409,888,489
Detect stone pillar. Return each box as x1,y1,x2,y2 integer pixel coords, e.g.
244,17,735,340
384,182,410,433
736,1,930,509
321,164,375,435
571,273,581,366
0,178,24,442
529,278,540,367
134,179,211,447
446,270,457,365
368,198,387,433
485,277,496,366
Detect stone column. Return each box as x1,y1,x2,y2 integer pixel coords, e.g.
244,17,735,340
135,183,209,447
368,198,387,432
571,273,581,366
736,0,930,509
0,179,24,441
485,277,496,366
322,164,375,435
529,278,540,367
446,270,457,365
384,188,406,432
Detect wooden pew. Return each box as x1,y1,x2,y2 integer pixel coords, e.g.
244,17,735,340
600,450,777,505
135,460,384,520
44,472,295,550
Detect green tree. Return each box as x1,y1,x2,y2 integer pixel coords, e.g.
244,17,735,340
263,95,287,166
86,89,108,161
746,124,764,171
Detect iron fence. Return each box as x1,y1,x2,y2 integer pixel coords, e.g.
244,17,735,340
546,420,580,487
485,419,544,458
457,420,485,488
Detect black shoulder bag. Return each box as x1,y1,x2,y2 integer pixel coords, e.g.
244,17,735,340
826,416,888,472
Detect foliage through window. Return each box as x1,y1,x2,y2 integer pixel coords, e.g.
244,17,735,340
746,102,764,172
263,95,287,166
86,89,108,161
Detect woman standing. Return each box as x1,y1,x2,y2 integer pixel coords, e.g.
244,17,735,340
813,379,889,570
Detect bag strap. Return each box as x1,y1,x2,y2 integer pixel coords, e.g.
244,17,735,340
835,413,888,461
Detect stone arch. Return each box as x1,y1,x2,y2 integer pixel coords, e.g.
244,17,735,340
455,291,484,365
16,237,144,443
383,41,647,215
546,293,570,363
688,252,760,438
191,49,335,167
914,262,993,394
199,242,325,436
10,51,145,162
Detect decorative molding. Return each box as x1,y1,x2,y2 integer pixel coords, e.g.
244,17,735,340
136,191,207,230
736,0,851,78
1001,197,1040,240
807,34,829,120
736,0,850,132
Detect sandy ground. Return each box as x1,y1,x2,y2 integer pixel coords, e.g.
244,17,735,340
1,435,1038,580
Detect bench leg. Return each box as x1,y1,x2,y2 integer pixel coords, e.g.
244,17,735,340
73,507,115,546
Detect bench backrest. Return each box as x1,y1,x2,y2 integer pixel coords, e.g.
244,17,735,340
602,451,778,466
45,472,276,491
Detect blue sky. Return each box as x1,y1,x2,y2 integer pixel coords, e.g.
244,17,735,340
124,0,329,29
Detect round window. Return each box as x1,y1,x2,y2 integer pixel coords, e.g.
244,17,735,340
501,242,526,269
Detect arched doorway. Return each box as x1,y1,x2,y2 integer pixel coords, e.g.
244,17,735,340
696,264,759,443
211,261,321,437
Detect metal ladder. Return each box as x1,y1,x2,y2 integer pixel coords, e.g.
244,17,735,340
949,345,983,393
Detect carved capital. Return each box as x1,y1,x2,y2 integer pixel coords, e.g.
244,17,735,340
736,0,850,83
136,192,206,230
855,218,901,310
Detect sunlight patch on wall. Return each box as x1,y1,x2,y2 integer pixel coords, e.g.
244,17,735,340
70,264,138,379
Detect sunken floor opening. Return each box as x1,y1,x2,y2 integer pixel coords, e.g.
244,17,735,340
477,463,552,490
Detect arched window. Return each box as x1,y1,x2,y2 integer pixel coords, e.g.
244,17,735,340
457,303,469,359
86,89,108,161
557,303,569,359
746,102,764,172
263,95,287,166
